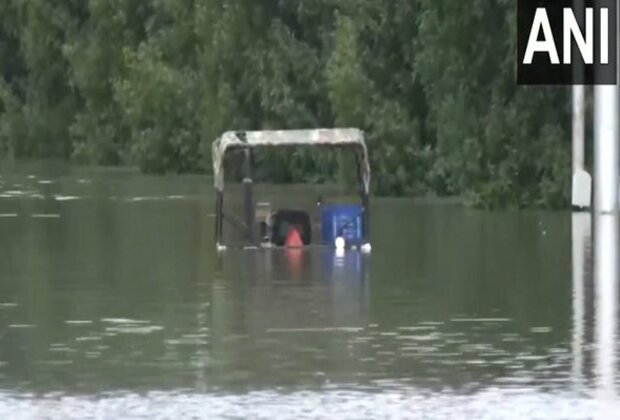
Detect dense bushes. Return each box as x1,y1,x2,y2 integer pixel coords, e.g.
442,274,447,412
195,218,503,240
0,0,570,207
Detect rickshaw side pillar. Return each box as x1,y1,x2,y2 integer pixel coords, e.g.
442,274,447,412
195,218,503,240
215,190,224,249
243,148,256,245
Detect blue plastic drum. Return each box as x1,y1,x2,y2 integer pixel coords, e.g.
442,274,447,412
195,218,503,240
321,204,364,246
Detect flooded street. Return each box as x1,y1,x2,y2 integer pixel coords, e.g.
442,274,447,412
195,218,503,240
0,165,618,419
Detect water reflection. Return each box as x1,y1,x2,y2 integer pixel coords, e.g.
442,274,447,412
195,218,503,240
211,249,369,390
571,212,591,388
572,211,620,414
1,167,620,418
593,214,619,404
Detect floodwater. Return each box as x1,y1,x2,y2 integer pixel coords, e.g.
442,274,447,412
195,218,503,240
0,163,618,419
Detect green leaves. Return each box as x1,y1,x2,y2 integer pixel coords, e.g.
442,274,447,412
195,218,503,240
326,14,368,127
0,0,571,207
415,0,570,208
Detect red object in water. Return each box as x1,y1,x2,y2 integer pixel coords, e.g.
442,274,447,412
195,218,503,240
285,227,304,248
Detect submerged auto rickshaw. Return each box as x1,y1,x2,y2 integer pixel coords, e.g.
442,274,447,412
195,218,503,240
212,128,371,252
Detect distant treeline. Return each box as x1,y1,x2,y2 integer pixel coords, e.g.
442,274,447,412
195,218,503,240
0,0,570,207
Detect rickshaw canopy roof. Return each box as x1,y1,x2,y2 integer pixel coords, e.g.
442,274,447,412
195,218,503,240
212,128,370,193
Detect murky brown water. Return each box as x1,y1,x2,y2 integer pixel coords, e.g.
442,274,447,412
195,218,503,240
0,163,618,419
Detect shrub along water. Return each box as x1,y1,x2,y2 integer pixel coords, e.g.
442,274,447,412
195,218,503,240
0,0,571,208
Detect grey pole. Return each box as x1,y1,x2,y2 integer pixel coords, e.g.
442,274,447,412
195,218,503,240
572,0,591,209
594,1,619,213
573,85,592,208
594,87,619,213
573,86,586,174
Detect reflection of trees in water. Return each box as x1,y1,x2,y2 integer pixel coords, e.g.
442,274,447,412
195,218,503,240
1,175,614,397
0,176,216,392
209,249,369,389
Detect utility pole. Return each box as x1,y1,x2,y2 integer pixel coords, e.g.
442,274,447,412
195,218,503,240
572,0,591,209
594,0,619,213
594,83,619,213
572,85,591,209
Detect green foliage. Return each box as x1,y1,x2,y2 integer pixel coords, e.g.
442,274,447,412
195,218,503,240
0,0,82,158
415,0,570,207
63,0,151,165
0,0,572,208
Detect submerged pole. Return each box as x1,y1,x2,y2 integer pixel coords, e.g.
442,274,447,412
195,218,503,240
594,0,620,213
571,212,591,387
594,213,619,403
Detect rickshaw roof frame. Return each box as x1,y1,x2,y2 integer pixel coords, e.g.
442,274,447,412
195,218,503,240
212,128,371,194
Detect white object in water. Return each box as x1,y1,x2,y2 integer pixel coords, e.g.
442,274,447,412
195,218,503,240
216,243,227,252
335,248,346,259
361,243,372,253
335,237,345,250
572,169,592,209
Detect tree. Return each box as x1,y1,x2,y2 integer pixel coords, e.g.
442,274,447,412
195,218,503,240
0,0,572,208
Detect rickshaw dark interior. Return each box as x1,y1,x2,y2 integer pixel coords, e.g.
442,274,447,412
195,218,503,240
212,129,371,252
